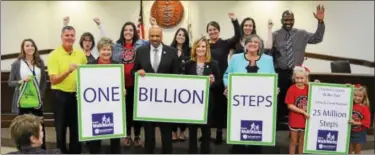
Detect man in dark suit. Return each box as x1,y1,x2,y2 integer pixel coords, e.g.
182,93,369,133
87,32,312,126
132,26,180,154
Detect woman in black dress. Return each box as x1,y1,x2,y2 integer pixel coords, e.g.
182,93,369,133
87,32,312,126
170,28,191,141
206,12,241,144
232,17,273,54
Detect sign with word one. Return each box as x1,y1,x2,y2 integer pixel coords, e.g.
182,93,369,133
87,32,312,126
77,64,126,141
134,73,210,124
227,73,278,146
304,83,353,154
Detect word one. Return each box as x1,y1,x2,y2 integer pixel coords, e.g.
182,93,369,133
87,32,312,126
83,87,121,103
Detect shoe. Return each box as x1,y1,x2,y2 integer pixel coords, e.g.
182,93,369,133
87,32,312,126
215,131,223,144
133,136,143,147
179,134,187,142
172,132,178,142
123,137,132,147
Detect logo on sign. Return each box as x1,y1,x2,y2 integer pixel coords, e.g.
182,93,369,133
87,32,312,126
92,112,114,136
316,130,338,151
240,120,263,141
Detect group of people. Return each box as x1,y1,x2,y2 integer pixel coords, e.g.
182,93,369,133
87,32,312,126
6,4,371,154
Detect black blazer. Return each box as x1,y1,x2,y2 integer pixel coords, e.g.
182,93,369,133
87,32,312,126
182,60,221,88
132,44,181,75
179,47,191,63
87,58,120,64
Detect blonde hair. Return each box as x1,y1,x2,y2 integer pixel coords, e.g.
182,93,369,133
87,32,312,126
10,114,43,150
97,37,114,51
354,85,370,107
190,37,211,62
243,34,264,55
292,66,309,83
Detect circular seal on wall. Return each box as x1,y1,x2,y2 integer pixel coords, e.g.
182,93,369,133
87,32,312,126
151,0,184,28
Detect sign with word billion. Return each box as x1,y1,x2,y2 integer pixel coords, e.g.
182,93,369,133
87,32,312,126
77,65,127,141
227,73,278,146
134,73,210,124
304,83,353,154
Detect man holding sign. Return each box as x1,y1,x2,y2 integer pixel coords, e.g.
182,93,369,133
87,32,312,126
132,25,181,154
47,26,87,154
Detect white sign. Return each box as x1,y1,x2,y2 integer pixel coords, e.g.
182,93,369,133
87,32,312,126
304,83,353,154
77,64,127,141
227,73,277,146
134,73,210,124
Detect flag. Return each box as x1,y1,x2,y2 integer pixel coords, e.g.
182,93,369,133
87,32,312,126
137,0,145,40
187,1,192,46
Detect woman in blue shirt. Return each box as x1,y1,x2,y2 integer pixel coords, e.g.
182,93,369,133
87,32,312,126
223,34,276,154
224,34,275,85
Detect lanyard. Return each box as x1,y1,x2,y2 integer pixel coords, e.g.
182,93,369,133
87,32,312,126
23,59,36,76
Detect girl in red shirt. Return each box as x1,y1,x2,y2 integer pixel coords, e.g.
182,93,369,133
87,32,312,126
285,66,310,154
349,84,371,154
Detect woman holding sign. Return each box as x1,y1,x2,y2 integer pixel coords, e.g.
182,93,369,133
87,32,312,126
182,37,220,153
223,34,275,154
349,84,371,154
86,37,122,154
8,38,47,149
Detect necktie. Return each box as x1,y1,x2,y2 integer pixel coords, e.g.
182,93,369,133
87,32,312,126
285,32,295,69
152,48,160,72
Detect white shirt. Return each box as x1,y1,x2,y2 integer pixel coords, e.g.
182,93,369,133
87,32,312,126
150,44,163,66
20,60,41,85
90,49,99,59
87,24,105,59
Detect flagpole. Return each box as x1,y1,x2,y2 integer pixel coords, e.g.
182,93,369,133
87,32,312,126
141,0,145,38
187,1,193,46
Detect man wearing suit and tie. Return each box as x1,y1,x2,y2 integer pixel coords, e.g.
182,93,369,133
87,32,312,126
132,26,180,154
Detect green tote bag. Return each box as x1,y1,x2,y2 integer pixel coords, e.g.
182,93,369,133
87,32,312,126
18,76,41,108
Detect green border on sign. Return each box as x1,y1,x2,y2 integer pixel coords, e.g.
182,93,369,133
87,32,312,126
226,73,278,146
303,82,353,154
133,73,210,124
77,64,127,141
